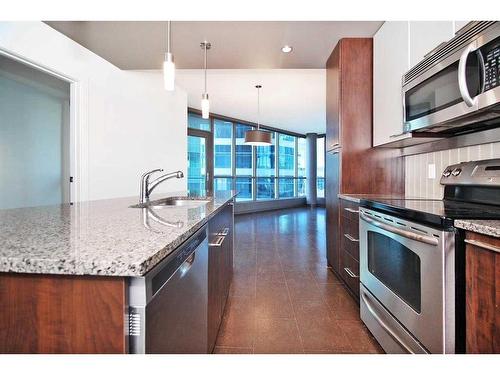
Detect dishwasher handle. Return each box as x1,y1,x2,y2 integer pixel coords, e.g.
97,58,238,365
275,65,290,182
178,253,196,277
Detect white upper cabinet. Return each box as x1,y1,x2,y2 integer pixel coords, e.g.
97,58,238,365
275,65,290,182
454,21,470,35
373,21,409,147
409,22,454,68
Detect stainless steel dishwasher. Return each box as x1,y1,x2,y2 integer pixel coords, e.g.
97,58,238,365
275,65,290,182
128,224,208,353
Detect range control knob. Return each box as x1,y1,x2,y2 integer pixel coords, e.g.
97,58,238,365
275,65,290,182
451,168,462,176
442,169,452,177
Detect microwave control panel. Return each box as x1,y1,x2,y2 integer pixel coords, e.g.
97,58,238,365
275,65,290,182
484,45,500,91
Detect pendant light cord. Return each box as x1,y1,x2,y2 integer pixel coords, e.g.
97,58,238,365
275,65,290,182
256,85,262,130
203,43,208,94
167,21,171,53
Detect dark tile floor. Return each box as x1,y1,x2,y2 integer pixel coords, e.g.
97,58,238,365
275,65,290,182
214,207,384,354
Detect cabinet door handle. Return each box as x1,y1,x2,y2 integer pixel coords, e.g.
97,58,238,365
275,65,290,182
344,233,359,243
209,236,225,247
344,207,359,214
219,227,230,236
464,239,500,254
344,267,359,278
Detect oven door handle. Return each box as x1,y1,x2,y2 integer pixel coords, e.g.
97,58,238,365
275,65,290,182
361,290,415,354
360,212,439,246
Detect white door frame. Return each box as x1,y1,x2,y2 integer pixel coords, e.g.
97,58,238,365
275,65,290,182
0,48,89,203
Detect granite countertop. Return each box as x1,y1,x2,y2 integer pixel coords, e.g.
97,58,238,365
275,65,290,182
454,220,500,238
0,191,236,277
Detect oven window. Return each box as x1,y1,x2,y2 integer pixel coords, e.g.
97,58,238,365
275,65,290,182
405,52,481,122
367,231,421,313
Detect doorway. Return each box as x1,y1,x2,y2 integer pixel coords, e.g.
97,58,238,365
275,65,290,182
187,129,213,196
0,53,72,209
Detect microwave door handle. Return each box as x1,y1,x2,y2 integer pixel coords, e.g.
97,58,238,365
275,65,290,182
458,42,478,107
477,49,486,94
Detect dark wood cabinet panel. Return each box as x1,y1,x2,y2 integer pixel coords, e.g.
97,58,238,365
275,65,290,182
207,201,234,353
0,274,126,354
325,38,404,301
465,231,500,354
340,250,360,298
341,217,360,261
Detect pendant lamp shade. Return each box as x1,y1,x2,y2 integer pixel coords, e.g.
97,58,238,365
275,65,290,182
244,84,272,146
244,129,272,145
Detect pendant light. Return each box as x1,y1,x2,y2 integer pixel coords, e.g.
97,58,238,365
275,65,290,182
163,21,175,91
200,41,211,119
244,85,272,146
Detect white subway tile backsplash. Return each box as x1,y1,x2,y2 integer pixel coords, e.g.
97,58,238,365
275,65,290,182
405,142,500,198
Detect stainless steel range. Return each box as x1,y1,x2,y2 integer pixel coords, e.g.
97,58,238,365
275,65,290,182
358,158,500,354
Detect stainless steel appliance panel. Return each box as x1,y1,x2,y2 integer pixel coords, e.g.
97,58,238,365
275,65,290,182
402,22,500,134
360,284,428,354
359,209,456,353
128,225,208,354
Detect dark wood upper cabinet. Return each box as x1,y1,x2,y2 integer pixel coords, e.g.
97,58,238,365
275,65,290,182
326,44,341,152
325,38,405,297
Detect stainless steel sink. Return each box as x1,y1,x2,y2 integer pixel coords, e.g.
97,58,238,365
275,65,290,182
130,196,212,209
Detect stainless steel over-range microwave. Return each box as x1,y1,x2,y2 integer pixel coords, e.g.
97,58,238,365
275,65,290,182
402,21,500,134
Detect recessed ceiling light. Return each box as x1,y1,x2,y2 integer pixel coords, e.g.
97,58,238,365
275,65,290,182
281,45,293,53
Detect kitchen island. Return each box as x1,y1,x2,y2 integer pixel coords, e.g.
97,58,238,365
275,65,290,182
0,191,236,353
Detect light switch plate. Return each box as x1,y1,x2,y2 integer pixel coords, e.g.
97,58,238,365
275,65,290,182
428,164,436,179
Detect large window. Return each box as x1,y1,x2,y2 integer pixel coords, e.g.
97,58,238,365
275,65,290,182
256,132,276,200
196,111,306,202
188,112,211,131
317,137,325,198
297,138,307,197
187,135,206,196
214,119,232,176
235,123,253,201
278,134,296,198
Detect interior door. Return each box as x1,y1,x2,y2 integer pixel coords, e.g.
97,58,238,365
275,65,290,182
187,129,213,196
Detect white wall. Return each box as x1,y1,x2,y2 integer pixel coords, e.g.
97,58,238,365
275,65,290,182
405,142,500,199
176,69,326,134
0,22,188,202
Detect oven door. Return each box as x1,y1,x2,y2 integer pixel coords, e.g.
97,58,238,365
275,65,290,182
359,209,455,353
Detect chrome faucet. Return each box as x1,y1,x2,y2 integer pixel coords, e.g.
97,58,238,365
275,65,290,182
140,169,184,203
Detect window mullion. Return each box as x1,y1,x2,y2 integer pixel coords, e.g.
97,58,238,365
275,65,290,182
276,133,280,199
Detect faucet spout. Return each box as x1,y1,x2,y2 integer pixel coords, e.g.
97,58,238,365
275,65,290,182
142,170,184,202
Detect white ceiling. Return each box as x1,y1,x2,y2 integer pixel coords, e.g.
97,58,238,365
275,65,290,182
175,69,326,134
45,21,383,69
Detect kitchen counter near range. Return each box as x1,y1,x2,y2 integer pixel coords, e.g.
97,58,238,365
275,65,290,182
0,191,236,277
454,220,500,238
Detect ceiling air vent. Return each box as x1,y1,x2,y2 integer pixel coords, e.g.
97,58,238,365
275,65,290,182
403,21,497,85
